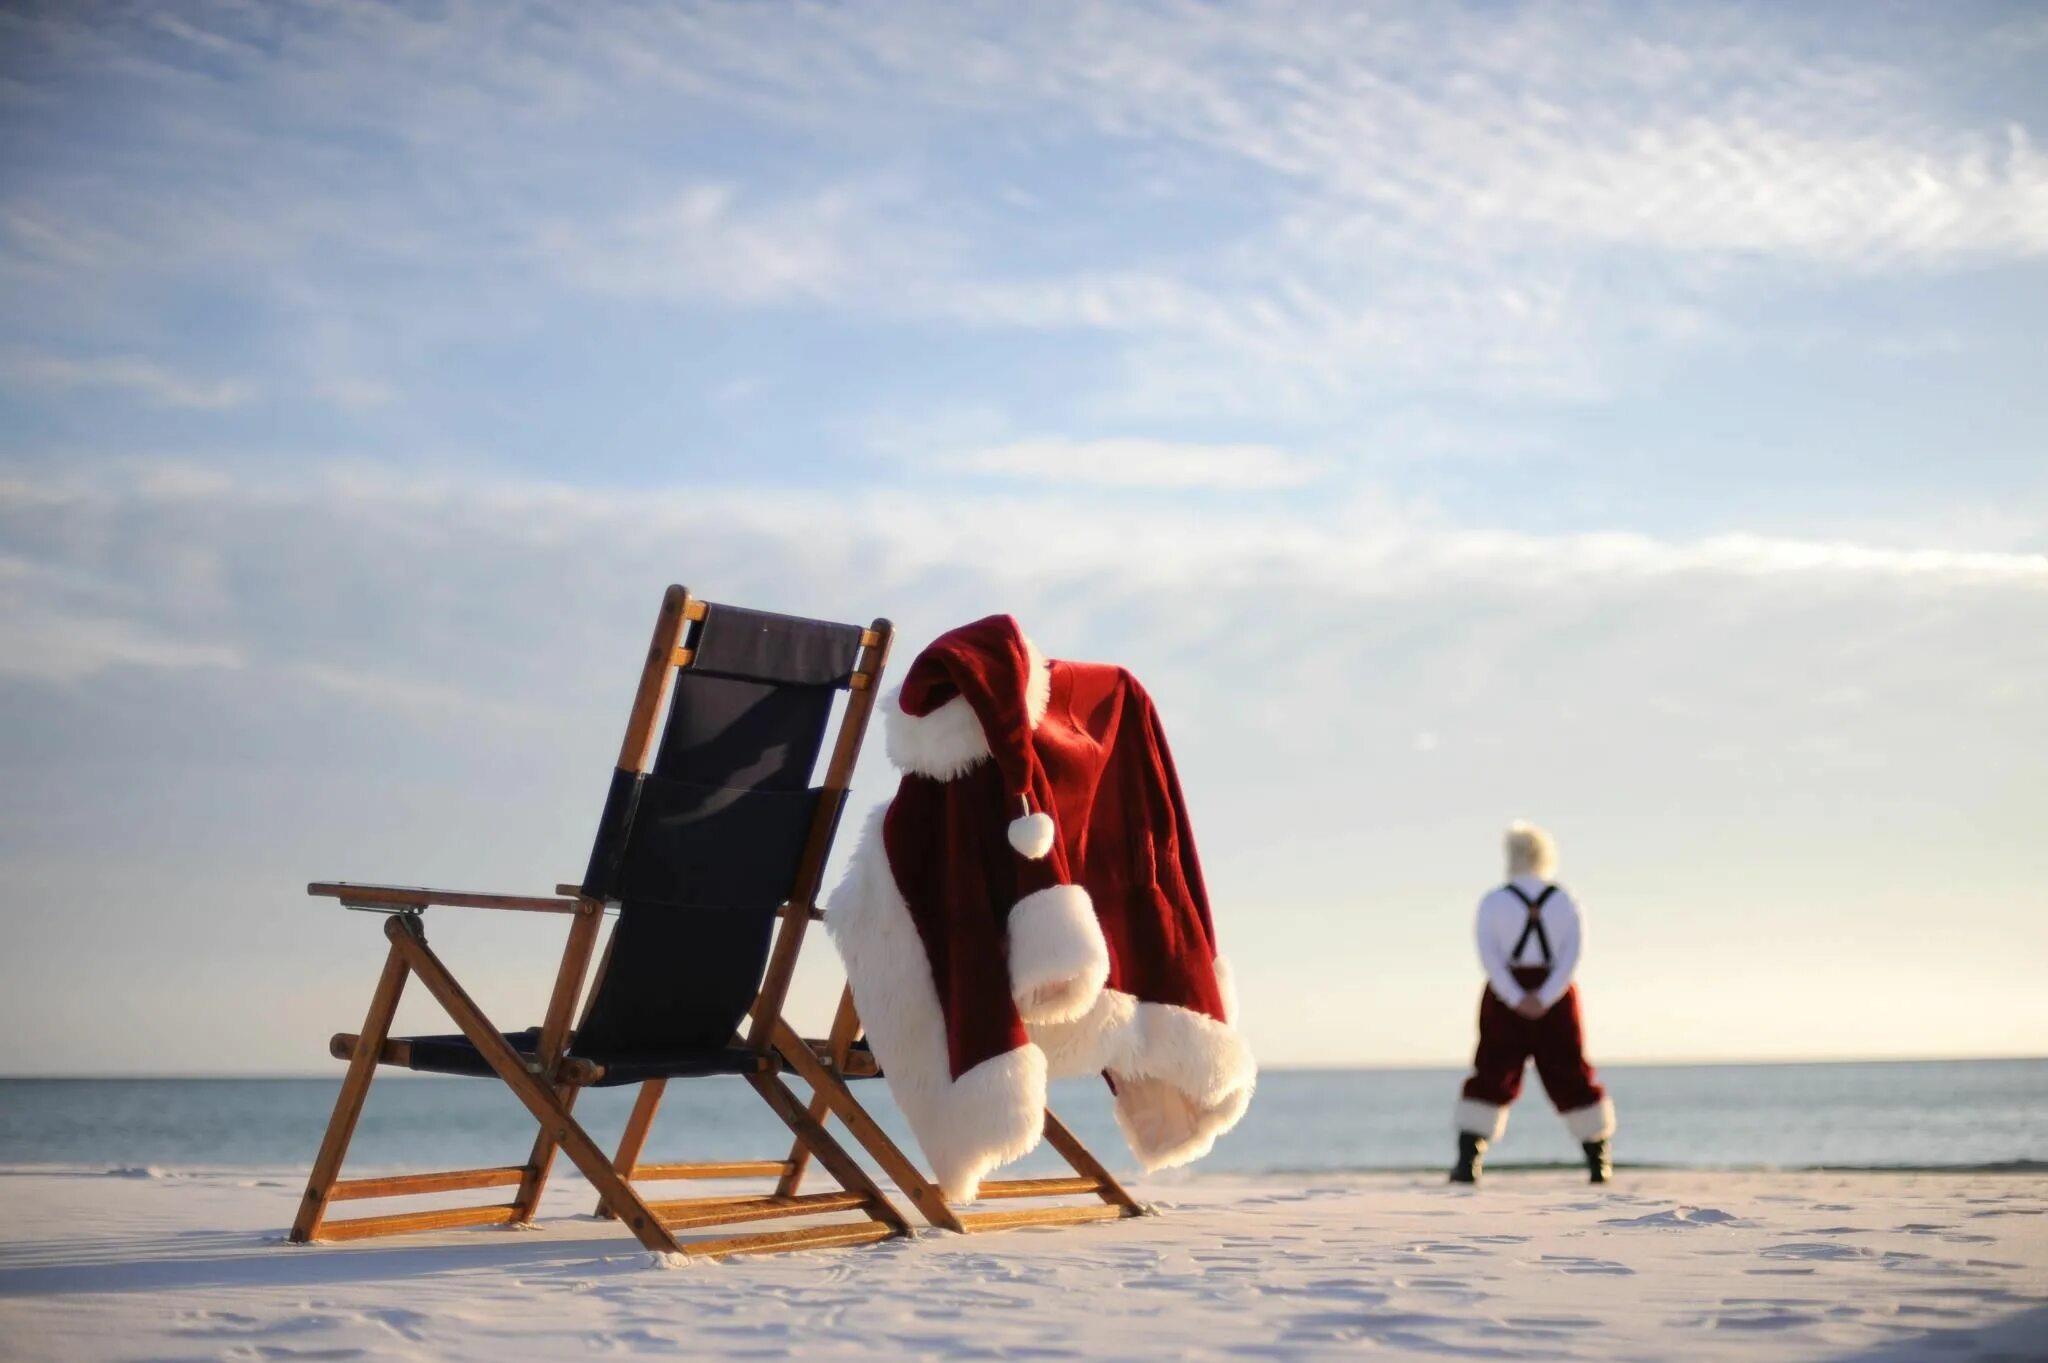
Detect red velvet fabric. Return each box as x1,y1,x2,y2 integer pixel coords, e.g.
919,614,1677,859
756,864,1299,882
1459,966,1606,1112
882,656,1226,1083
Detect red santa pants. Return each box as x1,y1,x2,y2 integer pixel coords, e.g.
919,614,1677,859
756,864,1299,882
1460,966,1605,1113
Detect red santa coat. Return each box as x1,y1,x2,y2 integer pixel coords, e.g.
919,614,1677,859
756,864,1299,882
828,616,1255,1201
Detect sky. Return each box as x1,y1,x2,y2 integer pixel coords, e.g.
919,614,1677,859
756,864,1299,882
1,1,2044,1075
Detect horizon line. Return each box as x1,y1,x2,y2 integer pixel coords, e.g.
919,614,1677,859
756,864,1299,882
4,1052,2043,1082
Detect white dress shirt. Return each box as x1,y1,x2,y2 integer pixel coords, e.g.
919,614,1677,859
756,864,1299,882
1475,876,1584,1010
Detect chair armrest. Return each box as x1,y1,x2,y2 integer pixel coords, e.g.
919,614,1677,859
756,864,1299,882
308,882,584,914
551,884,824,920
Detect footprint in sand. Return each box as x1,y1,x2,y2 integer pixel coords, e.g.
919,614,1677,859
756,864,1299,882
1691,1307,1823,1332
1294,1278,1390,1305
1760,1242,1868,1261
1278,1308,1468,1347
1539,1253,1634,1276
1601,1206,1740,1229
1878,1251,1984,1279
1502,1314,1599,1331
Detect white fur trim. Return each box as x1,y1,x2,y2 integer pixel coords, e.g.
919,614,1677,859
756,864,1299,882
1021,634,1050,729
883,690,989,780
1007,810,1056,859
1562,1097,1615,1142
1007,884,1109,1025
1212,955,1239,1026
826,808,1047,1202
1455,1098,1509,1142
881,632,1051,780
1031,966,1257,1172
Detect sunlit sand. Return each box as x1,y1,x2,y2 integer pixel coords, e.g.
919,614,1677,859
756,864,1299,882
3,1166,2042,1360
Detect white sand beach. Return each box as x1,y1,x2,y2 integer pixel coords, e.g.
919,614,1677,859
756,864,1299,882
1,1168,2041,1362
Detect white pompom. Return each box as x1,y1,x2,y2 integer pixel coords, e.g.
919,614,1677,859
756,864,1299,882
1007,810,1056,859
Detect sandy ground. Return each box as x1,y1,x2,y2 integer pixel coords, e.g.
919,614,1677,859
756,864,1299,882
0,1167,2042,1361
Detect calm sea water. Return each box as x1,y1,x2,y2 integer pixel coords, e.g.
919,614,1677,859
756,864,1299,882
2,1060,2041,1178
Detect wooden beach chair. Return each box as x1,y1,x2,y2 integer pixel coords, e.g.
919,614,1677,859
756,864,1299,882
290,586,915,1258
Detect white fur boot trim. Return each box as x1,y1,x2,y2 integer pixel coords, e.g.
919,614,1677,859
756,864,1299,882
1007,883,1109,1025
1562,1097,1616,1142
1455,1098,1509,1142
827,807,1048,1203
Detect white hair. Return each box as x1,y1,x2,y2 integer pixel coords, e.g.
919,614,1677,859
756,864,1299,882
1504,821,1557,879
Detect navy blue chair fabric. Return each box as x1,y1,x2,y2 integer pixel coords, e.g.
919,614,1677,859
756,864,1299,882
388,604,870,1084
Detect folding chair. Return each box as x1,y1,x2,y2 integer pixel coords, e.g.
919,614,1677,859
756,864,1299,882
289,586,915,1258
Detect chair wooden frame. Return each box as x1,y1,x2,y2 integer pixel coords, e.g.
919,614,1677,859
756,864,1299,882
768,984,1149,1233
584,982,1150,1236
289,586,915,1258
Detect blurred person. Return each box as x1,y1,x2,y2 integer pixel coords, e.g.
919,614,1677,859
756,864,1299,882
1451,821,1616,1184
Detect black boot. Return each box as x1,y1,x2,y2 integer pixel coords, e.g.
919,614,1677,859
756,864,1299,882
1583,1139,1612,1184
1450,1131,1487,1184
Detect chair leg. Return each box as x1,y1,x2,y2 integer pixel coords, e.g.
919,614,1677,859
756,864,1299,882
769,1019,963,1232
510,906,604,1225
383,915,683,1255
594,1079,667,1219
746,1069,913,1236
291,941,411,1244
510,1086,579,1225
1043,1108,1147,1214
774,986,862,1200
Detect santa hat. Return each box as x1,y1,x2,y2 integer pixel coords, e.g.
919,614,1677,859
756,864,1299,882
884,616,1108,1028
885,614,1056,858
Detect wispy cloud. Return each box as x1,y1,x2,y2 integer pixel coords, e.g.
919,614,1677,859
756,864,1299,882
949,438,1324,491
7,2,2042,422
539,183,928,307
0,353,255,410
0,608,242,683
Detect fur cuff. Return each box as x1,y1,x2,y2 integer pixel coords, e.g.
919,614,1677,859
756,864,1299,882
1455,1098,1509,1142
1562,1097,1615,1142
1008,884,1109,1025
1112,1069,1256,1172
883,635,1050,780
1032,983,1257,1172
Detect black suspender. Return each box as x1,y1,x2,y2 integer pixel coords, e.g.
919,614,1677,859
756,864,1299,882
1505,883,1557,968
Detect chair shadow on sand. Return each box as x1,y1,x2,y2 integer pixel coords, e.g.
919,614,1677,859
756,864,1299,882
0,1219,923,1299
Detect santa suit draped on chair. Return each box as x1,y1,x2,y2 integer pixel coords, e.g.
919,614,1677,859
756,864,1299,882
828,615,1255,1202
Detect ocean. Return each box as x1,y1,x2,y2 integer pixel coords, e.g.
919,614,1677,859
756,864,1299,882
2,1058,2041,1179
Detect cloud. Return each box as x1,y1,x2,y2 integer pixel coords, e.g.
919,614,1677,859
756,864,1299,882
290,661,549,730
0,608,242,683
312,377,399,411
538,181,958,308
7,1,2043,423
0,353,255,410
948,438,1324,491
